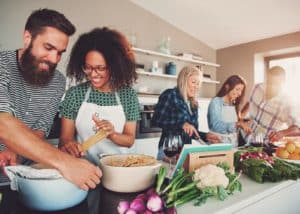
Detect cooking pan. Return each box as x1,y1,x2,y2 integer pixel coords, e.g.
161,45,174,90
99,154,161,193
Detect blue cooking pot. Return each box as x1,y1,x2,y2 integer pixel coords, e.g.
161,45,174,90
16,175,88,211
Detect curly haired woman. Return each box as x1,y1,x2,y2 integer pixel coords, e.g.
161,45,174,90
59,27,140,165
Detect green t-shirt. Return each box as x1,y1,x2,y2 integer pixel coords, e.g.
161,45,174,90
59,82,141,121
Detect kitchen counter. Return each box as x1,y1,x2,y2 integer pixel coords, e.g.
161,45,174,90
1,176,299,213
177,176,300,214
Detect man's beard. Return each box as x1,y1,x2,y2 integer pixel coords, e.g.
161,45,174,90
20,45,57,86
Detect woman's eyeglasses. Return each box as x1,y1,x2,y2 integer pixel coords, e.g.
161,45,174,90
82,65,107,75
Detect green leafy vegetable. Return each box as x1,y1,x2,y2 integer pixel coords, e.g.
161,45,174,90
154,163,242,209
235,147,300,183
192,163,242,206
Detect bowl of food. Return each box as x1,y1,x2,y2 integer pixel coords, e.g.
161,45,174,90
99,154,161,193
15,174,88,211
273,139,300,162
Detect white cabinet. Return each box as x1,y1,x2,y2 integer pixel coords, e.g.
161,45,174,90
134,137,160,157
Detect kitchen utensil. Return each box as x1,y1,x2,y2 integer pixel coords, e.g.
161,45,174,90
81,129,107,151
99,154,161,193
193,137,210,145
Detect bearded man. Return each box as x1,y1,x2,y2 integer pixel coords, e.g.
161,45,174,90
0,8,74,165
0,9,102,190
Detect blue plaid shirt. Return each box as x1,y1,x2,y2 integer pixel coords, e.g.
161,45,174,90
152,87,198,130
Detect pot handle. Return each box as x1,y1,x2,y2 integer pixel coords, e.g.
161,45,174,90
151,162,162,171
97,153,112,160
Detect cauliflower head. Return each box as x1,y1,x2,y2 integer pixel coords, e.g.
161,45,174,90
193,164,229,189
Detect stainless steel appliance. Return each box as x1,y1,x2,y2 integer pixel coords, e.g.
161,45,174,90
136,104,161,139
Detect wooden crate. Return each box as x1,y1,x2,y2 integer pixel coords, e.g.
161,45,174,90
183,150,234,173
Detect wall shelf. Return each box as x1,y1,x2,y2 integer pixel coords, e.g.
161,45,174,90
132,47,220,67
137,70,220,84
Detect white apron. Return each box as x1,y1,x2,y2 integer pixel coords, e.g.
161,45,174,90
221,105,238,147
75,87,127,165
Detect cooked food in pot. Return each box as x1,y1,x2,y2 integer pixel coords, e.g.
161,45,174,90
99,154,161,192
108,155,157,167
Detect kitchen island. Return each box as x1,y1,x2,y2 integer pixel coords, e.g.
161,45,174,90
177,175,300,214
1,176,299,213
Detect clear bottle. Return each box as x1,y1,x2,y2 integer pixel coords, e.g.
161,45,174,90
164,37,171,54
159,36,171,54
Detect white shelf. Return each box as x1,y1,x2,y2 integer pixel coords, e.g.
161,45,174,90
137,70,176,79
137,70,220,84
202,77,220,84
132,47,220,67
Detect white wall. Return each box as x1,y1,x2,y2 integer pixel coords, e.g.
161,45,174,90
0,0,218,97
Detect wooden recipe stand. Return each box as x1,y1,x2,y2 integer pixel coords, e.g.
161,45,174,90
183,150,234,173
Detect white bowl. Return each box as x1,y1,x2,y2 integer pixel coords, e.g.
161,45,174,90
16,176,88,211
99,154,160,193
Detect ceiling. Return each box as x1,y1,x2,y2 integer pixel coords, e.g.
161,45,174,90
130,0,300,49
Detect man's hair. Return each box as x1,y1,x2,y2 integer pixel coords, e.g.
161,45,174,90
268,66,286,78
25,8,75,38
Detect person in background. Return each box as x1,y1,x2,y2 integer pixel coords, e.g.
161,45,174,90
0,9,101,190
207,75,252,147
246,66,300,143
152,66,221,160
59,27,140,165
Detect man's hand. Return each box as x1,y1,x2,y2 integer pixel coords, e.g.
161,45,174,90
0,149,18,168
238,121,252,135
57,157,102,191
268,131,284,142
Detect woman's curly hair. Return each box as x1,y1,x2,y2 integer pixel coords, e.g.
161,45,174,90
67,27,137,90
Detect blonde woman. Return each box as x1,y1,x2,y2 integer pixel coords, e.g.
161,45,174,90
152,66,220,160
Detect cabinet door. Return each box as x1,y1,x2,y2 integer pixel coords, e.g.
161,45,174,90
198,98,211,132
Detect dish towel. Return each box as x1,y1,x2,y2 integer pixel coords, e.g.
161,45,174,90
4,165,63,191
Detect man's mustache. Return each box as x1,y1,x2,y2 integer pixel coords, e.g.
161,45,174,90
39,60,56,71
